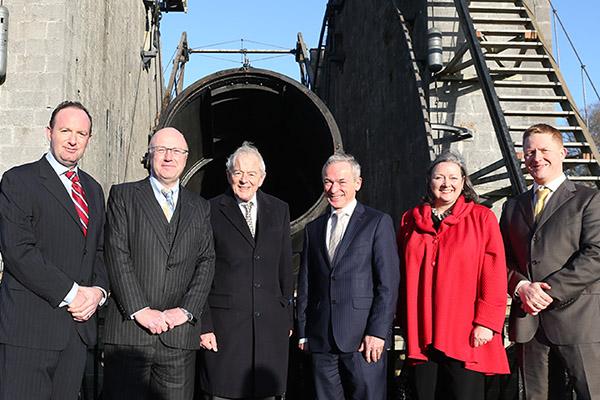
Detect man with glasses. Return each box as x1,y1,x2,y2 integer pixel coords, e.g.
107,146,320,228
102,127,215,400
198,142,293,400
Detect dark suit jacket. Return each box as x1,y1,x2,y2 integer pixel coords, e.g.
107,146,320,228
297,202,400,353
0,156,108,350
103,178,215,350
199,190,293,398
500,179,600,345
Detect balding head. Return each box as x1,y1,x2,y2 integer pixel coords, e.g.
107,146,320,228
148,127,189,188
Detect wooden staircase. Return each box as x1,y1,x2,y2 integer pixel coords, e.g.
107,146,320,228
434,0,600,201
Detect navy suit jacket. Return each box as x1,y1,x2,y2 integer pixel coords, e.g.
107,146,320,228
297,202,400,353
0,156,108,350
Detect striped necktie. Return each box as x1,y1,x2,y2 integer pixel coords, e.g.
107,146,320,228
161,189,175,222
65,170,89,236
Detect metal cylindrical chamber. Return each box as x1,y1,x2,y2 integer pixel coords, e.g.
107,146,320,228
158,67,342,235
0,6,9,85
427,27,443,73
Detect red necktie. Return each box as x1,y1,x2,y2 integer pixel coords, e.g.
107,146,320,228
65,170,89,236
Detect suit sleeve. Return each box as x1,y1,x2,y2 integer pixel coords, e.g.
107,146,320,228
91,186,109,295
296,227,310,339
179,199,215,322
279,204,294,329
544,190,600,307
365,213,400,340
499,201,528,295
104,185,149,317
0,170,73,307
473,211,508,333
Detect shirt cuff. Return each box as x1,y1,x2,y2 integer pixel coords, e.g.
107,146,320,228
514,280,530,298
94,286,108,306
130,306,149,320
59,283,79,307
298,338,308,345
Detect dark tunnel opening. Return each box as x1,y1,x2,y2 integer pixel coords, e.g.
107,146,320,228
158,68,342,234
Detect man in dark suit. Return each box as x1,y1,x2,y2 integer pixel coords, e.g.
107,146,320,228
0,101,108,400
102,127,215,400
500,123,600,400
198,142,293,400
297,152,399,400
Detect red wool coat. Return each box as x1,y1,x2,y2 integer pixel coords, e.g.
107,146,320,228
397,196,509,374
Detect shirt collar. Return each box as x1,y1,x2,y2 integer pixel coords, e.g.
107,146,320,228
149,174,180,196
533,173,566,193
45,152,78,176
236,193,258,206
330,198,357,217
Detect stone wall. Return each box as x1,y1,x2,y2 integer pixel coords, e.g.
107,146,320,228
0,0,162,192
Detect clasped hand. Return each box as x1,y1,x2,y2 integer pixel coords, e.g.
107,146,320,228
68,286,103,322
134,308,188,335
518,281,553,315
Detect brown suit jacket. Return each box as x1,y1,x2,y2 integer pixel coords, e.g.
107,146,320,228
500,179,600,345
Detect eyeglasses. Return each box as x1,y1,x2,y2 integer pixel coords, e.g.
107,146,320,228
149,146,189,157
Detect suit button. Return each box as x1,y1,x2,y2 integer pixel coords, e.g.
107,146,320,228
83,249,87,255
254,282,261,288
532,235,538,242
331,300,337,304
432,261,436,267
532,260,539,265
254,255,261,260
331,276,336,281
254,312,261,317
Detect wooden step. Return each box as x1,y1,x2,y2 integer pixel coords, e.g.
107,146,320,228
514,141,590,148
480,41,542,48
503,110,575,117
498,95,568,102
472,16,531,24
510,125,582,132
478,29,537,36
489,67,554,74
469,5,526,13
494,80,562,88
485,53,549,61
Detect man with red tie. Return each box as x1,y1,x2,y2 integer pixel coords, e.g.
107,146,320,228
0,101,108,400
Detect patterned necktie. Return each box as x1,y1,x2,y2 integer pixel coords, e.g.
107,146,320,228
65,170,88,236
242,201,255,237
534,187,551,222
328,212,345,261
161,189,175,222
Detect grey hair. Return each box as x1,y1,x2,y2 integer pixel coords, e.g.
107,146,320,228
225,141,266,176
321,152,361,179
423,151,479,203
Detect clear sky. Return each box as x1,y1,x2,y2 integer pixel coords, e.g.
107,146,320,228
159,0,599,110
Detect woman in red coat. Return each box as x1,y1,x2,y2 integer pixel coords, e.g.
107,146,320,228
397,151,509,400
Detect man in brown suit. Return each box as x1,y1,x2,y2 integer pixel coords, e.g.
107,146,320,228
500,123,600,400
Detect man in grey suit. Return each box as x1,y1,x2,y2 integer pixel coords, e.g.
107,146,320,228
297,152,399,400
500,123,600,400
103,127,215,400
0,101,108,400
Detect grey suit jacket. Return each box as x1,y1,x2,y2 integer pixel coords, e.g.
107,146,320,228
103,178,215,350
500,179,600,345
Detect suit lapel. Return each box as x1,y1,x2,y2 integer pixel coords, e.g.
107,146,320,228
331,202,366,267
38,157,82,230
535,180,575,231
219,191,255,247
78,171,100,239
516,189,535,231
136,179,170,253
171,187,194,250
